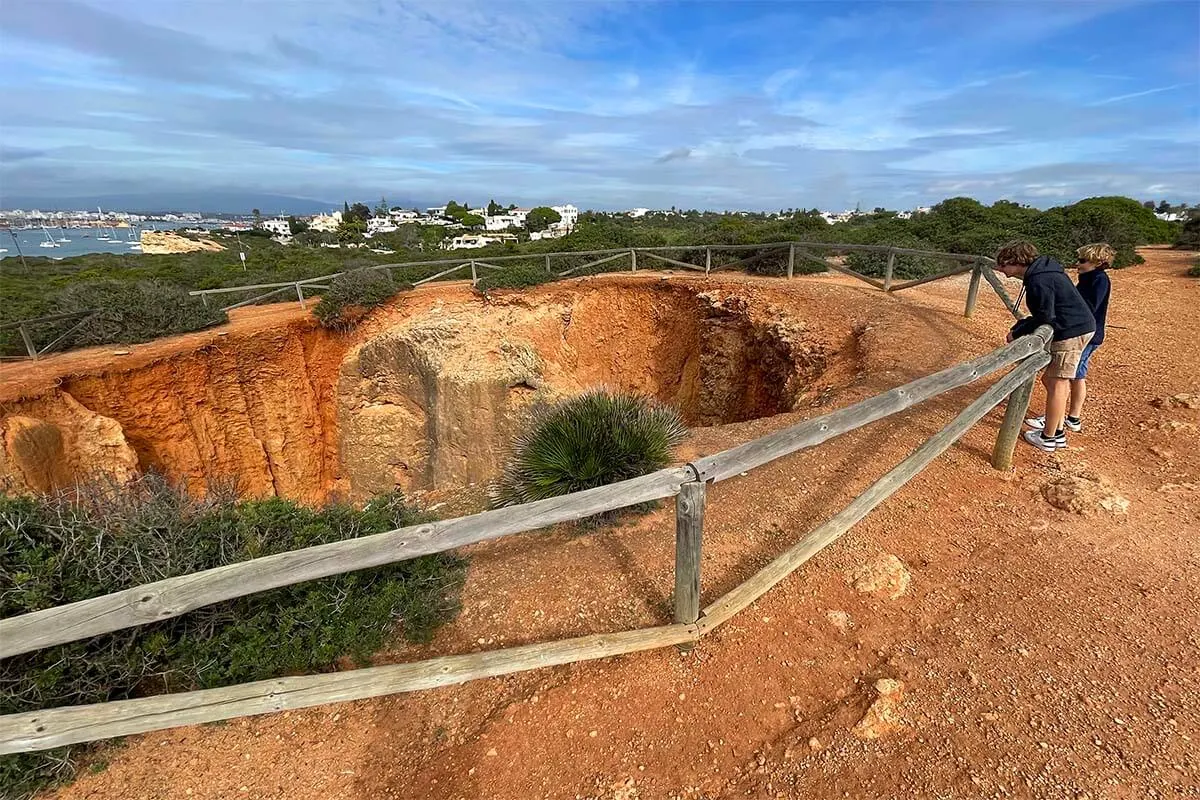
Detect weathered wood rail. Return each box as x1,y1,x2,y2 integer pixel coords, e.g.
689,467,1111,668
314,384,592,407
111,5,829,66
0,324,1052,754
0,309,99,361
188,241,1020,320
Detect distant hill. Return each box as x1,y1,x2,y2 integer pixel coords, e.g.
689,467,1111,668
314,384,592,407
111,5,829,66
1,192,343,215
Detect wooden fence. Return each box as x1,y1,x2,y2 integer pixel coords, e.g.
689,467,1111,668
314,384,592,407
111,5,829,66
0,315,1052,754
0,309,98,361
188,241,1018,320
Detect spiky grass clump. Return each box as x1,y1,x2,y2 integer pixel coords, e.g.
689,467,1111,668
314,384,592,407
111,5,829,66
490,389,687,508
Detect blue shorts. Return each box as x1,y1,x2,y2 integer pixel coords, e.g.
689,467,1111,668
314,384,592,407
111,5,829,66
1075,341,1100,379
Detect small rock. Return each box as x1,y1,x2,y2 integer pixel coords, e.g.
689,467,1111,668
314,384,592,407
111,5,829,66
1153,393,1200,410
808,737,823,751
1149,445,1174,461
825,610,853,633
486,747,498,757
852,679,905,739
1042,473,1129,515
112,350,131,356
847,554,912,599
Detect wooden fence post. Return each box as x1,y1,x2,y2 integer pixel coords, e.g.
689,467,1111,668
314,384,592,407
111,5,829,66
991,371,1036,470
18,324,37,360
964,261,983,318
674,480,706,626
787,244,795,279
295,284,307,310
705,248,712,275
883,249,896,291
470,260,478,285
201,294,209,308
630,249,637,272
544,254,552,274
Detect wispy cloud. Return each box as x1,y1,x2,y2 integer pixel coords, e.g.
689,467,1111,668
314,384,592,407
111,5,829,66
1091,83,1190,106
0,0,1197,209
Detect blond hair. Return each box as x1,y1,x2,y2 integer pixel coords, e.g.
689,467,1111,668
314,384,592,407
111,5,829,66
1076,242,1116,266
995,240,1039,268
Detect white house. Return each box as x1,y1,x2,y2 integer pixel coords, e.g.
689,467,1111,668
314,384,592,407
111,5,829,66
627,208,650,218
1155,211,1184,222
308,211,342,232
484,213,525,232
260,218,292,237
551,204,578,230
367,217,398,235
388,209,420,222
449,233,514,250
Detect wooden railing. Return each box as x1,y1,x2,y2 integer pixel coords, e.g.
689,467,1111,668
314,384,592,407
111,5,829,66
0,322,1052,754
0,310,99,361
189,241,1019,319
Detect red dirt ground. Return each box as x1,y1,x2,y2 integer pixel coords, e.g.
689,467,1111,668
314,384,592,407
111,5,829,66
38,248,1200,799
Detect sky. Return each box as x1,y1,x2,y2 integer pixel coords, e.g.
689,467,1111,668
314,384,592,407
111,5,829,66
1,0,1198,211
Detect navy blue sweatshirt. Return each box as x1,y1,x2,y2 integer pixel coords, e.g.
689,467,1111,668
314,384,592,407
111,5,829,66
1009,256,1096,342
1076,269,1111,346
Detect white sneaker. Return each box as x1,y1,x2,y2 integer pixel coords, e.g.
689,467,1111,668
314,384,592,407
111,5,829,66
1026,415,1082,433
1022,429,1066,452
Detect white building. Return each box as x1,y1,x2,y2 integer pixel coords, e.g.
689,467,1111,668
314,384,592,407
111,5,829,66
530,228,568,241
551,204,578,230
308,211,342,232
367,217,398,235
388,209,420,222
484,213,525,232
260,218,292,237
449,233,514,250
627,208,650,218
1155,211,1184,222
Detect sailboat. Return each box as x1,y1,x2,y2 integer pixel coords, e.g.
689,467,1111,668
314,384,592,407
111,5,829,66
96,207,113,241
39,226,59,248
56,225,71,243
127,225,142,250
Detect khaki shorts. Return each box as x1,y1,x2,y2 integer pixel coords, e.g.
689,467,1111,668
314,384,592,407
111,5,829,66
1046,333,1094,379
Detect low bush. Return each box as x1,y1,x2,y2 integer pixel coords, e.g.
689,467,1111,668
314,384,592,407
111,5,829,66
490,390,687,512
0,476,466,798
475,262,554,292
313,268,404,330
1176,218,1200,250
1188,259,1200,278
32,279,226,352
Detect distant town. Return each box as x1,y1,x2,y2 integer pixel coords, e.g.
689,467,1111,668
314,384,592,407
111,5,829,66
1,200,1191,256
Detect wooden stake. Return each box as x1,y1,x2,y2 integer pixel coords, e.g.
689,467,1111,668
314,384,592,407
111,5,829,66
18,325,36,360
991,371,1037,470
295,283,307,310
705,247,712,275
630,249,637,272
883,249,896,291
787,244,795,279
674,481,706,625
964,262,982,318
545,253,552,274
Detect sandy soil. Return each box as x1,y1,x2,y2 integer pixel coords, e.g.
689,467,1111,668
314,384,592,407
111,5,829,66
38,248,1200,799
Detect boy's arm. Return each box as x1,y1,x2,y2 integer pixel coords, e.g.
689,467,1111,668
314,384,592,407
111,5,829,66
1025,277,1057,327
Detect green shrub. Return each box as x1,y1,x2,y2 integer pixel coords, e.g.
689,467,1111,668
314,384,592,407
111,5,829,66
1188,259,1200,278
475,262,554,292
490,390,687,510
313,268,404,330
1176,218,1200,250
33,279,226,351
0,476,466,798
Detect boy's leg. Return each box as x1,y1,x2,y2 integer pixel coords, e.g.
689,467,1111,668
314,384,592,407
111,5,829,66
1044,376,1070,437
1068,379,1087,419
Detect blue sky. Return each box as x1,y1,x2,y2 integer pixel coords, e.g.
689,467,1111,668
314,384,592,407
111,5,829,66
1,0,1197,210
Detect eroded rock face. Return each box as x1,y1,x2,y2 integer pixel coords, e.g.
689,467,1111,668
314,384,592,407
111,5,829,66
0,393,138,493
336,283,840,498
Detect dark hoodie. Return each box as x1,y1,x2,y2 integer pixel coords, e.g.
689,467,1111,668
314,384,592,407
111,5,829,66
1076,268,1111,346
1009,255,1096,342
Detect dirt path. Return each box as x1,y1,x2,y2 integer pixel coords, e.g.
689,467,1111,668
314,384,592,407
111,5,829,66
45,249,1200,799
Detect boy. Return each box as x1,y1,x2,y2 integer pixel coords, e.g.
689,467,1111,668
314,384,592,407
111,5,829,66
992,241,1095,452
1025,243,1113,437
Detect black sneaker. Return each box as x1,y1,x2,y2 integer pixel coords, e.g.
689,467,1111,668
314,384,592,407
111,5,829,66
1022,429,1066,451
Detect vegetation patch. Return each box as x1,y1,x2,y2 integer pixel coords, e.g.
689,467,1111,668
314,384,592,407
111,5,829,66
0,476,466,798
313,268,406,330
490,390,687,520
475,262,555,292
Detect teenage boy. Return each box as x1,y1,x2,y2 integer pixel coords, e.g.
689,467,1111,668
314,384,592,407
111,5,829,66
993,241,1095,452
1025,243,1113,436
